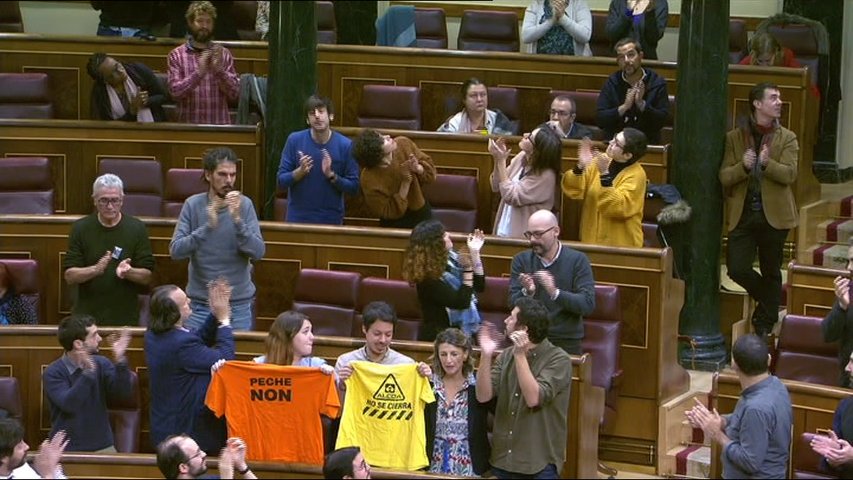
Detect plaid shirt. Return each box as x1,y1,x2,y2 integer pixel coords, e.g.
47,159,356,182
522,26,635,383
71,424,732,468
167,42,240,124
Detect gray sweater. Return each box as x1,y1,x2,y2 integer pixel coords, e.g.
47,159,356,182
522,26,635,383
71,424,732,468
509,244,596,342
169,193,265,303
722,375,792,479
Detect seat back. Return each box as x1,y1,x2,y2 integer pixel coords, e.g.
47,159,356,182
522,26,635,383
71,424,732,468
729,19,748,64
0,157,54,214
457,10,519,52
582,284,623,432
357,85,422,131
773,314,839,386
478,276,512,348
293,269,361,337
0,259,40,324
659,94,676,145
107,370,141,453
550,90,605,140
589,12,612,57
274,186,288,221
422,174,478,233
98,158,164,217
487,86,520,135
0,376,22,420
233,1,261,40
0,1,23,32
316,1,337,44
767,23,821,88
162,169,207,218
356,277,422,341
0,73,53,119
414,8,447,49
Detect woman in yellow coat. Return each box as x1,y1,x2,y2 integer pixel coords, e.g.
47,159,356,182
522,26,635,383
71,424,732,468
561,127,648,247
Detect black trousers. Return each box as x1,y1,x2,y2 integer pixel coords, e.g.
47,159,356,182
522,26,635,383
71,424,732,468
725,208,789,332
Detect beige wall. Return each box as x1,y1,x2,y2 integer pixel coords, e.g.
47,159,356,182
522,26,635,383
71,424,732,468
838,0,853,169
19,1,99,36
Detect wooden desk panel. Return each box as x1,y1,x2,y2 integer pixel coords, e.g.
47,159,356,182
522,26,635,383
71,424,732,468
0,120,263,215
0,215,686,466
0,327,600,479
0,34,819,211
787,262,843,318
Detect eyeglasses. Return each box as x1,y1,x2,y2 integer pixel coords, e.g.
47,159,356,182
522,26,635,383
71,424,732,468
550,109,573,117
609,138,626,149
186,449,204,462
355,459,370,473
96,197,123,207
523,226,556,240
616,50,639,62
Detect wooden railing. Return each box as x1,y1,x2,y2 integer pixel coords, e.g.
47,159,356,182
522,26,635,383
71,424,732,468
786,261,843,319
0,215,686,466
2,327,601,478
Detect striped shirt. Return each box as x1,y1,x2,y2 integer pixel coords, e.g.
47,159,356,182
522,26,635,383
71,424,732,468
167,42,239,124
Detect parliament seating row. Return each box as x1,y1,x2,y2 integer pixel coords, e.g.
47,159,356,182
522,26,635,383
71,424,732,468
0,258,40,323
0,73,53,119
772,314,839,388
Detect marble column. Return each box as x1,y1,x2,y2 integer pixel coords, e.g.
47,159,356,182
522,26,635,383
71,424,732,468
671,0,729,370
262,1,317,220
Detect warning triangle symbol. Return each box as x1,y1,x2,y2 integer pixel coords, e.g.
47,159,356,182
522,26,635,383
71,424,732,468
372,373,406,401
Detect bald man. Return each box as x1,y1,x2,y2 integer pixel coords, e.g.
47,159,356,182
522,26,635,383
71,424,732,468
509,210,596,355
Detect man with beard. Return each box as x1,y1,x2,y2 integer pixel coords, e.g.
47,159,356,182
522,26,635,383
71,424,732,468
42,314,132,452
0,419,67,479
476,297,572,479
167,1,239,124
720,82,799,338
596,37,669,144
170,147,265,331
509,210,595,355
156,435,257,479
277,95,360,225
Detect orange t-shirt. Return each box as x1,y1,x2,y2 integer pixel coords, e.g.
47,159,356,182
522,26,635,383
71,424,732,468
205,361,340,464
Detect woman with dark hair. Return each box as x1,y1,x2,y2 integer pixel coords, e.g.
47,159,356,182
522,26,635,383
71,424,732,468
425,328,491,476
402,220,486,342
252,310,333,374
437,78,514,135
0,263,37,325
352,129,436,229
86,52,167,122
562,127,648,247
489,126,562,238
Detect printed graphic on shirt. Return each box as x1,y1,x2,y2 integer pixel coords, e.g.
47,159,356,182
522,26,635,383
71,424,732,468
336,362,436,470
205,361,340,465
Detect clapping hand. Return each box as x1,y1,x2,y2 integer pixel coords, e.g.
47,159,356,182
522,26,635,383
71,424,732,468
533,270,557,297
835,275,850,310
488,137,510,161
478,323,500,358
295,150,314,180
116,258,132,279
405,154,423,175
95,250,112,275
225,190,241,222
210,45,223,72
758,143,770,167
110,327,131,363
509,330,533,353
550,0,567,21
467,229,485,253
742,148,757,170
321,149,333,179
594,151,612,175
633,81,646,109
519,272,536,294
578,137,594,169
208,197,221,228
209,277,232,324
33,430,68,479
622,86,636,110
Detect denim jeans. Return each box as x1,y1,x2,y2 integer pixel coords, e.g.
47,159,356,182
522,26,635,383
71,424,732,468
185,299,254,331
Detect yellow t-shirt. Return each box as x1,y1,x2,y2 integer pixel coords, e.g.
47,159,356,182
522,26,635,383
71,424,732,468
205,361,340,465
335,361,436,470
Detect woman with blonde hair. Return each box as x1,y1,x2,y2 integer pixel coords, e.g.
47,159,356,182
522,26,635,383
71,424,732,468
425,328,490,476
489,126,562,238
402,220,485,342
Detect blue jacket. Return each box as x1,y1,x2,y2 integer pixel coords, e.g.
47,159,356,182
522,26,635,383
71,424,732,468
144,314,235,449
